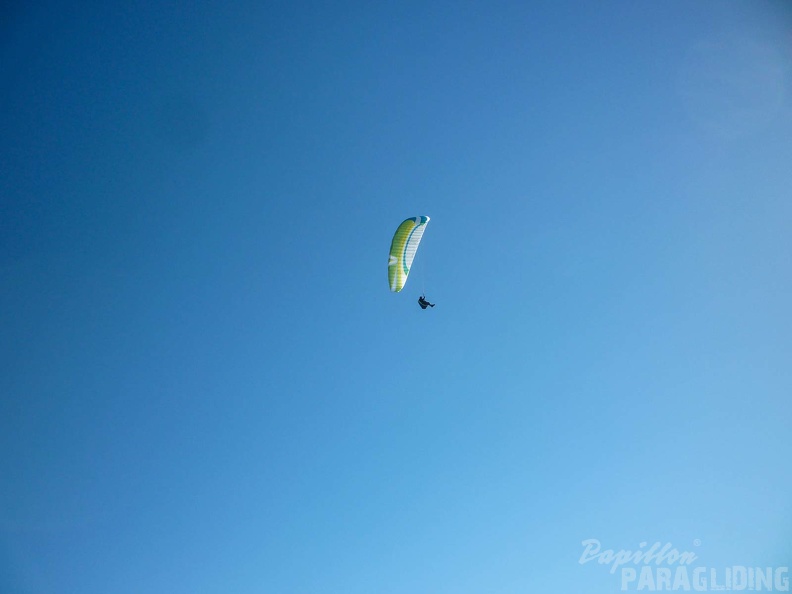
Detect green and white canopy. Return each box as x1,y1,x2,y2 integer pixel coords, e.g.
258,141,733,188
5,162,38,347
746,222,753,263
388,216,429,292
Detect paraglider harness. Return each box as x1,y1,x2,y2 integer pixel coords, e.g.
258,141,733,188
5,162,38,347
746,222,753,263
418,295,435,309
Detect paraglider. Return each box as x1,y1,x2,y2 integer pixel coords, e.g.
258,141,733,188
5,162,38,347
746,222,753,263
418,295,435,309
387,216,435,309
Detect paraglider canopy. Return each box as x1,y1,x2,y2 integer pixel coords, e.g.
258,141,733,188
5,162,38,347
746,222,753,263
388,216,429,292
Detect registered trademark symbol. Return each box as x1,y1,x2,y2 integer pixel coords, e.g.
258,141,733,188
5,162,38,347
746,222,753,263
693,539,701,546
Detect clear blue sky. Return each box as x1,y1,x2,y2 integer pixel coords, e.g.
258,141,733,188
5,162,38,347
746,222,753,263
2,2,791,592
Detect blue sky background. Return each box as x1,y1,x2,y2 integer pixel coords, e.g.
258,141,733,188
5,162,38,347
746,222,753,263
2,1,791,592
